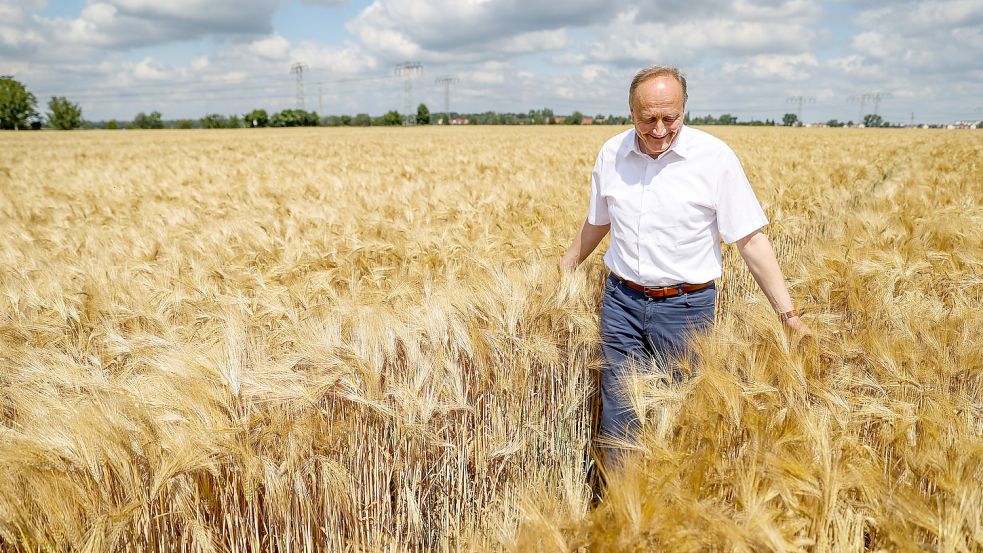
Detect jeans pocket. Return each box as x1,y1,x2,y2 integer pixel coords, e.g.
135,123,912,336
603,274,617,293
684,286,716,308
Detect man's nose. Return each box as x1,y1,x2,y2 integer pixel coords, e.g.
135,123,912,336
653,120,666,135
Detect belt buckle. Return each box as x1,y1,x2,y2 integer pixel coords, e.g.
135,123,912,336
644,285,665,299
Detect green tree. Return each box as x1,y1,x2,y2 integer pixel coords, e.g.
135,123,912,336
381,110,402,126
131,111,163,129
718,113,738,125
175,119,195,129
244,109,269,127
200,113,228,129
106,120,119,130
416,103,430,125
826,119,843,127
863,114,884,127
46,96,83,130
270,109,318,127
0,76,39,130
564,111,584,125
782,113,799,127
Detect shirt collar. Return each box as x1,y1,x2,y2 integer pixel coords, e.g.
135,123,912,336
627,125,690,161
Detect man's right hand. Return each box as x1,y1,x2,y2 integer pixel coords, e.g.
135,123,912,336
559,253,579,272
561,219,610,273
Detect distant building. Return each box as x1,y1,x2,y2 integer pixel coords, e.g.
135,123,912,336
949,120,980,129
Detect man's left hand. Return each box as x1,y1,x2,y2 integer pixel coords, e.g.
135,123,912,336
784,315,812,335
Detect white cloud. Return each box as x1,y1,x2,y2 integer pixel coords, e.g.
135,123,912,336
855,0,983,32
723,53,819,81
346,0,606,62
580,64,608,84
24,0,281,54
493,29,570,55
826,54,864,74
289,40,379,74
190,56,209,71
844,0,983,76
851,31,892,60
550,52,587,66
585,8,816,67
132,57,173,80
0,0,48,51
249,33,292,61
633,0,821,23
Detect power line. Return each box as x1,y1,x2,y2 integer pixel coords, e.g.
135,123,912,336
33,73,400,118
435,76,459,124
848,94,870,123
849,91,891,124
314,74,394,85
869,91,891,116
36,73,394,102
290,62,309,110
36,79,290,100
394,62,423,125
786,96,814,123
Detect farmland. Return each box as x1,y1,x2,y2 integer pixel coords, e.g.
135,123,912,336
0,126,981,551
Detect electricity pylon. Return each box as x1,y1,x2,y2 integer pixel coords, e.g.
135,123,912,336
435,76,459,125
290,62,309,110
394,62,423,125
786,96,814,125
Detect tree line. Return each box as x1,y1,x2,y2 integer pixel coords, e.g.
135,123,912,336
3,75,903,131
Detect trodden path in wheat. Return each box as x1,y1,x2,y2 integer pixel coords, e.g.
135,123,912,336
0,127,980,551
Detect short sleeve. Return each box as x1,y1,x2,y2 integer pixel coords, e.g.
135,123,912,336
587,149,610,225
716,149,768,243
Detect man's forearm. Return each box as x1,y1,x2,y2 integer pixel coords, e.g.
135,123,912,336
561,219,610,270
736,230,794,314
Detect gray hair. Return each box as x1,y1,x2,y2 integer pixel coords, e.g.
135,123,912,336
629,65,688,109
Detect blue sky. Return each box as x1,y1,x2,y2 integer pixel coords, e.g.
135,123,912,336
3,0,981,123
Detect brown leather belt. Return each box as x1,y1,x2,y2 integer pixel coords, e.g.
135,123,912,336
613,274,713,299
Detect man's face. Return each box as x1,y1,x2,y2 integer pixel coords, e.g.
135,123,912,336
630,76,685,157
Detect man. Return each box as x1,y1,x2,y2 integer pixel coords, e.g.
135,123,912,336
560,65,809,457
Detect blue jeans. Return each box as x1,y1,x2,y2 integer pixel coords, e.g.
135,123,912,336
598,274,716,451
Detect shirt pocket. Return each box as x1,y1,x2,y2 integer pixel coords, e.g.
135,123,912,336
653,224,703,254
652,224,681,252
674,231,705,257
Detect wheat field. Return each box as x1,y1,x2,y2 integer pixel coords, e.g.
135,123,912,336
0,126,980,552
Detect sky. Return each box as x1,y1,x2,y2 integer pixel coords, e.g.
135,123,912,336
2,0,981,124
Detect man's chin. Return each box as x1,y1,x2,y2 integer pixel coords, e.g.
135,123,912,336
643,139,671,155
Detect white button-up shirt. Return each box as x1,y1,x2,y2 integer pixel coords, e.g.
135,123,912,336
587,126,768,287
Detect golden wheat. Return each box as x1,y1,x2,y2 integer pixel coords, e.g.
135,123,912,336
0,126,980,552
